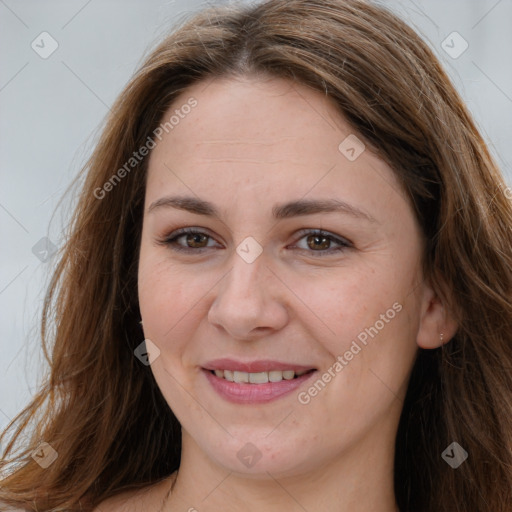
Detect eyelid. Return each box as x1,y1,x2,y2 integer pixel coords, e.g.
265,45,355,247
158,227,221,252
157,226,353,255
292,228,353,249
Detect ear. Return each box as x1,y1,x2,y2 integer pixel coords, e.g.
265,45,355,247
416,278,458,349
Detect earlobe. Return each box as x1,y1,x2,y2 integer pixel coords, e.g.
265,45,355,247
416,281,458,349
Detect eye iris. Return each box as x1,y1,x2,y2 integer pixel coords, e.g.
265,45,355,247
186,233,208,248
307,234,330,250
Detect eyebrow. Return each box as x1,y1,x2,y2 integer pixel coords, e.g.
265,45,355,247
147,195,377,223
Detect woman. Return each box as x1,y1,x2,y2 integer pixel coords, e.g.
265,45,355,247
1,0,511,510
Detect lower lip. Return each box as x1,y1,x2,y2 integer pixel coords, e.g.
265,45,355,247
203,369,316,404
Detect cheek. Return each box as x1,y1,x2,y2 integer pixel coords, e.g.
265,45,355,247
297,260,419,396
138,251,217,363
138,252,190,346
293,263,402,353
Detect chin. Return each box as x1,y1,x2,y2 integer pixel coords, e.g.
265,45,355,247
198,432,322,478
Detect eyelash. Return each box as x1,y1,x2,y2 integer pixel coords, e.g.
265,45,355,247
156,227,352,257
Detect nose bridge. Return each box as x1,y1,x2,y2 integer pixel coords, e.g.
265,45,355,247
208,246,287,338
221,248,270,307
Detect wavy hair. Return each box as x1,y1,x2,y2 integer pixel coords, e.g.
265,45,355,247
1,0,512,510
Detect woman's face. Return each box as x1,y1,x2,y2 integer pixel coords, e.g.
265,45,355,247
138,75,434,478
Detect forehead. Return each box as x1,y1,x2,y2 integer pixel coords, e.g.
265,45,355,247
145,76,405,215
150,76,350,165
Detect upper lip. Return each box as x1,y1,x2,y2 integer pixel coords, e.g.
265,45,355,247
202,358,316,373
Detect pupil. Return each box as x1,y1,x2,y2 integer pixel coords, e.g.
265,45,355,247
188,233,207,247
309,235,329,250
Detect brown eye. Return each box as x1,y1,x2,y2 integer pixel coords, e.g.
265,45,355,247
306,234,332,251
184,232,209,248
293,229,352,257
158,228,219,253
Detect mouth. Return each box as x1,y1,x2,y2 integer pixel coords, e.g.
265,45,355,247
201,359,317,403
209,368,314,384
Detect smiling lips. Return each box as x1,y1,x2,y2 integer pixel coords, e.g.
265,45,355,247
212,368,310,384
202,358,317,403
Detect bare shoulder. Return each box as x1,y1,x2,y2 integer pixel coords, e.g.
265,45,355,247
92,474,176,512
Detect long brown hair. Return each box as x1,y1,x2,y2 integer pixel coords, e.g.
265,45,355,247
1,0,511,510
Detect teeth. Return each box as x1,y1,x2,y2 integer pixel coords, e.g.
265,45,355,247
233,371,249,383
268,370,283,382
212,369,311,384
249,372,269,384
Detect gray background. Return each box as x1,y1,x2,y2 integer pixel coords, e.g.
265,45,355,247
1,0,511,440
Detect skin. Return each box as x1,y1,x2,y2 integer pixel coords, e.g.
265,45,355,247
127,75,457,512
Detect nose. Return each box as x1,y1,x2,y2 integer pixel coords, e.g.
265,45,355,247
207,249,289,341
